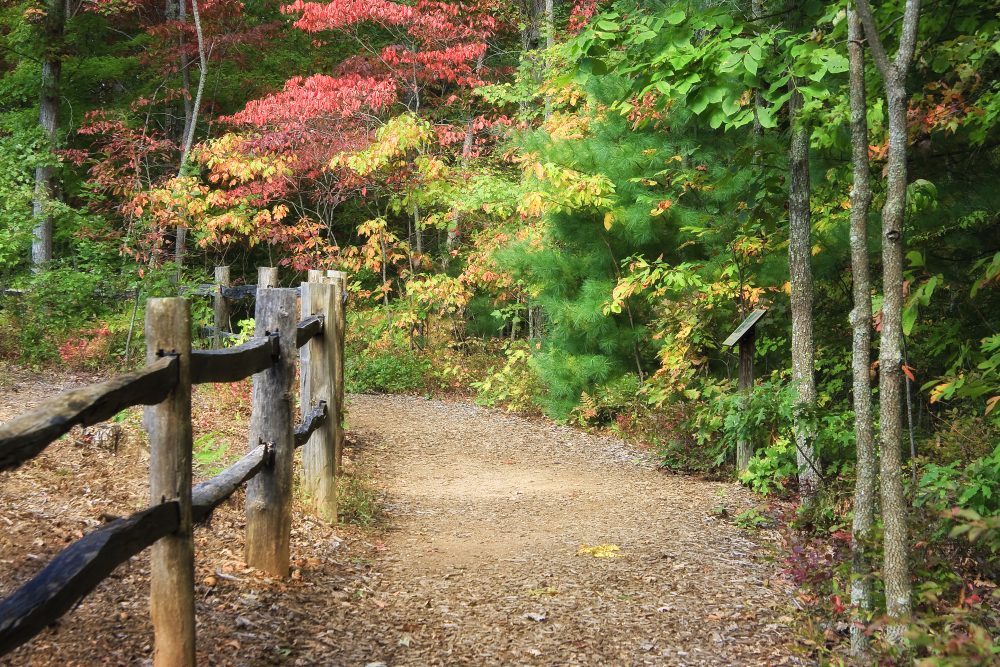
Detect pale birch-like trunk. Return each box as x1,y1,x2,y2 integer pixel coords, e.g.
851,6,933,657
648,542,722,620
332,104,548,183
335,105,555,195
175,0,207,272
31,0,65,269
855,0,920,642
788,87,821,500
846,6,877,657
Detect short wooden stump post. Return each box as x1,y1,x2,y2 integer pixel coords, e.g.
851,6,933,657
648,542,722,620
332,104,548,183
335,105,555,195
213,266,230,348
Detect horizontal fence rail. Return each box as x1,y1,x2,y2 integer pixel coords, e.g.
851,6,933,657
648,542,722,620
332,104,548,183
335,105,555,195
0,267,348,665
0,356,179,471
190,334,279,384
294,401,328,448
0,501,180,655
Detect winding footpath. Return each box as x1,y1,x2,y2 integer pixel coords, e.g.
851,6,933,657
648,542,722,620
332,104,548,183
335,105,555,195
343,394,797,666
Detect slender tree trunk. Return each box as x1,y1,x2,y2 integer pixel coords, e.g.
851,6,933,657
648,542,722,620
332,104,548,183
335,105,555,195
854,0,920,643
876,73,914,646
179,0,193,143
413,203,423,258
847,7,876,657
175,0,207,272
31,0,65,269
737,0,765,471
788,86,821,500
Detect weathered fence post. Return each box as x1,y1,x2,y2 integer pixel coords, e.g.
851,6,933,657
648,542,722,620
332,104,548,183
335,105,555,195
213,266,230,348
324,271,347,473
300,278,337,521
299,270,325,406
245,286,296,576
144,298,195,667
258,266,278,289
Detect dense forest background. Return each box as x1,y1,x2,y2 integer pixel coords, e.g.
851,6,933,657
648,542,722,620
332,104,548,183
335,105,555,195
1,0,998,661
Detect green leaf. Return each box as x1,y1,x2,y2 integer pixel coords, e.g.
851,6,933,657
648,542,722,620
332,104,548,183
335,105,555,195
743,53,758,76
902,304,918,336
665,9,685,25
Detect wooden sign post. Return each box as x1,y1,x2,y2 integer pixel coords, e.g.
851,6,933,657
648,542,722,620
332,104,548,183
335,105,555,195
723,308,767,472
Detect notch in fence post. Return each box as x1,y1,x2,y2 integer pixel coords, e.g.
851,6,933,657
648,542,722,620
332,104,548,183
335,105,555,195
245,286,296,576
144,297,195,667
300,278,337,521
258,266,278,289
213,266,230,349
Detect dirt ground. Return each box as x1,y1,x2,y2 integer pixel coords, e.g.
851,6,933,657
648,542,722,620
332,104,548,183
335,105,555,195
0,367,802,666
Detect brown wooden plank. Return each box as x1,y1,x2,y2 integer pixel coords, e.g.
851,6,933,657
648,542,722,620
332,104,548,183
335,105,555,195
191,445,267,523
0,356,179,471
190,335,278,384
295,315,324,348
294,401,328,449
0,502,180,657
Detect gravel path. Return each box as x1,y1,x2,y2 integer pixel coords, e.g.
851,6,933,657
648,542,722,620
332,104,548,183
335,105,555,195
0,368,798,665
344,394,797,666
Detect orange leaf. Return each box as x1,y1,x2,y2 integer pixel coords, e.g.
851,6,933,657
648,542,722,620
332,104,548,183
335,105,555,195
985,396,1000,416
902,364,916,382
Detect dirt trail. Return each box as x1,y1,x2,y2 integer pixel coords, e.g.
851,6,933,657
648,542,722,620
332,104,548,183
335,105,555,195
0,368,797,666
346,394,796,666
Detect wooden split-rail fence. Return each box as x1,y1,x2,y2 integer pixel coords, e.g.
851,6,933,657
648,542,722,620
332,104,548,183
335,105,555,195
0,267,349,665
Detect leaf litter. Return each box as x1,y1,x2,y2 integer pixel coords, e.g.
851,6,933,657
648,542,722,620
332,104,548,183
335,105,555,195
0,366,804,665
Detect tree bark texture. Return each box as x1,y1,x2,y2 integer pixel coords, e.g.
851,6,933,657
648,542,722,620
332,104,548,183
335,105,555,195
31,0,65,268
244,288,297,576
787,87,821,499
854,0,920,640
143,298,195,667
846,7,876,657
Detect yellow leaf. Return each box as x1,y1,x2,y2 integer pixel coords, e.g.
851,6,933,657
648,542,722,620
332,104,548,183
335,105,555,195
604,212,614,230
578,543,622,559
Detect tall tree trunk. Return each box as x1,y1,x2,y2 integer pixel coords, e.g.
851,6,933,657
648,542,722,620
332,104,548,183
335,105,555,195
788,86,821,500
737,0,765,472
175,0,207,272
855,0,920,643
31,0,66,269
847,6,876,657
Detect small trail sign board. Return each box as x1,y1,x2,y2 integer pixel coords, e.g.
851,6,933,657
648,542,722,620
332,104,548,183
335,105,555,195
723,308,767,347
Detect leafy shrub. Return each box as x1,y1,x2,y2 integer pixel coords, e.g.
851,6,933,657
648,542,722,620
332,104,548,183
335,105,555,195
346,348,431,394
572,373,641,425
740,438,798,495
471,342,544,413
918,444,1000,517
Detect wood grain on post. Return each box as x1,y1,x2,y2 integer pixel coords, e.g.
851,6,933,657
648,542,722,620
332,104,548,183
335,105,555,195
299,270,323,406
329,274,346,473
245,287,296,576
300,280,337,521
736,327,755,471
258,266,278,289
143,298,195,667
213,266,230,348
